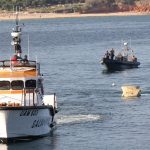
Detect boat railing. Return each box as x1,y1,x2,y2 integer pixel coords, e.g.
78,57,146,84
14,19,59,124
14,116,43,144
0,60,38,68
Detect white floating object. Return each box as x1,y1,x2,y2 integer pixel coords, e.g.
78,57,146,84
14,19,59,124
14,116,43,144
121,85,141,97
112,82,115,86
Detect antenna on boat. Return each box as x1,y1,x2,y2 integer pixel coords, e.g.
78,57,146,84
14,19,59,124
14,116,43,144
36,56,38,77
121,39,124,51
28,34,30,60
130,38,131,49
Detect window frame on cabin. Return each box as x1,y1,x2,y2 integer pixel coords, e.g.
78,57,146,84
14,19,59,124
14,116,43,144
25,79,36,89
11,80,24,90
0,81,11,90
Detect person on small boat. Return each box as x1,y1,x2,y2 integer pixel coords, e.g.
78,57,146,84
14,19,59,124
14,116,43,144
132,55,137,62
105,50,110,59
11,54,18,61
110,48,115,60
11,54,20,65
116,53,123,61
104,49,115,60
22,55,29,64
15,44,21,54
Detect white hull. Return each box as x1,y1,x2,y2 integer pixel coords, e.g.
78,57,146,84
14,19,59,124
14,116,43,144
0,106,55,142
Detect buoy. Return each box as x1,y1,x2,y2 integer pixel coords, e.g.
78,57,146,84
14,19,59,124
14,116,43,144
121,85,141,97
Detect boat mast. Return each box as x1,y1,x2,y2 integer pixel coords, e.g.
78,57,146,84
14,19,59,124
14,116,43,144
11,9,22,59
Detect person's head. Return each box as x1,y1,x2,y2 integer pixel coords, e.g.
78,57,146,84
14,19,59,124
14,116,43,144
14,54,17,57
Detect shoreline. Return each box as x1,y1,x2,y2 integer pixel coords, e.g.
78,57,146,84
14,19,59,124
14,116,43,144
0,11,149,20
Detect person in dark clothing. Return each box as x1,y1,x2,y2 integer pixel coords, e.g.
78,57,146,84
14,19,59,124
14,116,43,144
23,55,28,63
110,48,115,60
11,55,18,61
105,51,110,59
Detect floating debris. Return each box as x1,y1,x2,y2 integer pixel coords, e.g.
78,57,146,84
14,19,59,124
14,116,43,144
121,85,141,97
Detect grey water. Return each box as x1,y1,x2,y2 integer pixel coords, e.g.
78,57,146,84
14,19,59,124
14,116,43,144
0,15,150,150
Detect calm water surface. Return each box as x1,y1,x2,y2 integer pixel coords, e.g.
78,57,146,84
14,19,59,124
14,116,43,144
0,15,150,150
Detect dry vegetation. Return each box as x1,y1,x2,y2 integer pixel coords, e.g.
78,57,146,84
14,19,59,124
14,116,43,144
0,0,150,13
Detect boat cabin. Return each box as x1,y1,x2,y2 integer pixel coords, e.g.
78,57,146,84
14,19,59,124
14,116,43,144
0,60,43,107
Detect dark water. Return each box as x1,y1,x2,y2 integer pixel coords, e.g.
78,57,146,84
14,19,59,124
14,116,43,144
0,15,150,150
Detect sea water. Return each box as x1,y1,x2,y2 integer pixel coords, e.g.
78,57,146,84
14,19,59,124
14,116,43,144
0,15,150,150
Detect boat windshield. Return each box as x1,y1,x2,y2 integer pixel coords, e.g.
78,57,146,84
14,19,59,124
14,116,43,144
11,80,24,90
0,80,37,90
25,80,36,89
0,81,10,90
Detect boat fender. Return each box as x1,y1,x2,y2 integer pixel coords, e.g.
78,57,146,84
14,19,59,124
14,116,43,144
49,107,55,116
49,123,54,128
50,121,56,128
55,108,58,113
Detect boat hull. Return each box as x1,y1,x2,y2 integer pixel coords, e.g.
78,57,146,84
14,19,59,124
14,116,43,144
101,58,140,71
0,106,55,143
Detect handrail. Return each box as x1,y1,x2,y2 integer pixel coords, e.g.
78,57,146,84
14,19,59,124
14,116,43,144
0,60,39,68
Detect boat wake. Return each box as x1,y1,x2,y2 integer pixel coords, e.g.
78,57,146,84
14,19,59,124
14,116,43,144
56,114,102,125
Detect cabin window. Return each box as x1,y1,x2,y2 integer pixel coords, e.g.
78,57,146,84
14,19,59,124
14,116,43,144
11,80,24,90
25,80,36,89
0,81,10,90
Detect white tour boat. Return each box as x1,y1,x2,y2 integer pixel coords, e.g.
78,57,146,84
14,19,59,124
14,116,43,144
0,13,58,143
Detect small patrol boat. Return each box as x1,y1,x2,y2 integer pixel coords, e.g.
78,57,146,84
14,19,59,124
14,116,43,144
0,12,58,143
101,42,140,71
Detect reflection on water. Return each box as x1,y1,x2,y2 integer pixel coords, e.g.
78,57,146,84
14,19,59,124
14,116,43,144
121,96,141,101
102,69,118,74
0,131,58,150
